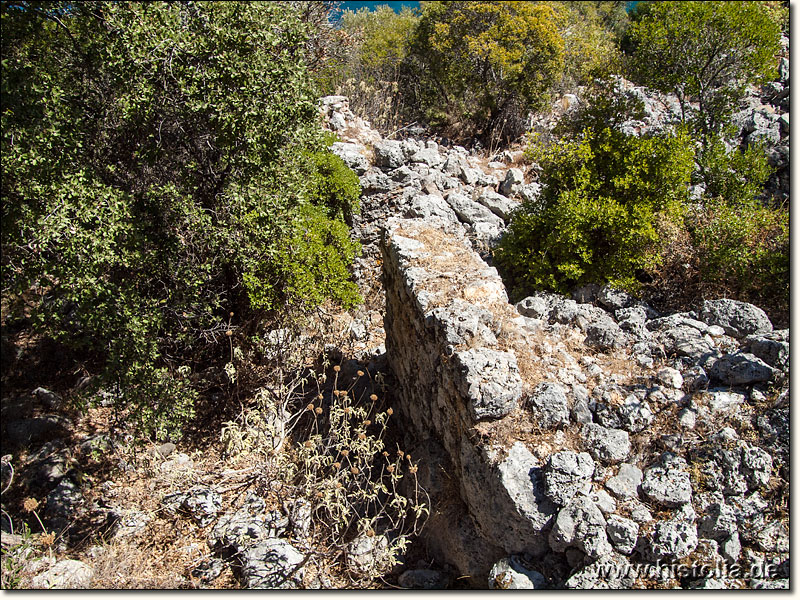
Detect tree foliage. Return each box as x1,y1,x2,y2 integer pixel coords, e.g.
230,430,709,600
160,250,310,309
495,124,693,297
404,1,564,143
624,1,781,138
2,1,361,439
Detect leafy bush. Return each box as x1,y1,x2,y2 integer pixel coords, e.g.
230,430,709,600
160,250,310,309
695,133,773,207
404,1,564,144
2,2,361,439
624,1,781,139
547,1,628,90
495,125,693,297
686,199,789,318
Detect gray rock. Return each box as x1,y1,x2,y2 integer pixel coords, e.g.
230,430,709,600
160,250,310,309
564,554,635,589
346,533,391,578
700,299,772,338
657,326,715,359
429,300,497,347
597,286,634,311
646,518,698,560
6,415,71,445
476,189,519,220
745,334,789,371
515,293,558,320
32,387,63,410
330,142,370,174
606,515,638,554
699,388,746,413
605,463,643,499
445,191,504,227
404,193,458,223
518,182,542,205
488,556,546,589
359,169,396,194
582,423,630,463
192,557,225,583
453,348,522,421
288,499,312,539
708,352,775,386
399,568,450,589
740,444,772,490
589,489,617,515
410,147,444,168
544,451,594,505
682,366,709,391
210,493,271,554
31,559,93,589
697,502,740,562
571,397,593,425
755,520,788,553
241,538,305,589
499,168,524,196
44,478,84,531
657,367,683,389
751,578,789,590
373,140,405,170
595,395,653,433
527,382,570,429
548,496,612,558
584,316,626,350
641,456,692,507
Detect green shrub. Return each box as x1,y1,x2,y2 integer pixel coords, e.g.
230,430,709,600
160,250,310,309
1,2,361,439
687,199,788,317
624,1,781,139
695,133,773,207
495,126,694,297
404,1,564,144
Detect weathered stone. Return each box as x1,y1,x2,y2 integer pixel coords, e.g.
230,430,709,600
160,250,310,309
527,382,570,430
589,489,617,515
582,423,630,463
476,189,519,220
210,493,271,554
700,299,772,338
346,534,392,578
745,335,789,371
708,352,775,386
404,193,459,223
241,538,305,589
544,451,594,506
180,487,222,527
682,366,709,392
584,316,626,350
641,455,692,507
453,348,522,421
646,519,698,560
597,285,634,311
31,559,93,589
606,515,638,555
657,367,683,389
564,554,635,589
548,496,612,558
605,463,643,499
488,556,546,589
445,191,504,227
410,147,444,168
6,415,71,445
330,142,370,174
373,140,406,170
499,168,524,197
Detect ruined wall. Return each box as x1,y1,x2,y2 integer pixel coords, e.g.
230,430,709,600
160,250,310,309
381,216,558,582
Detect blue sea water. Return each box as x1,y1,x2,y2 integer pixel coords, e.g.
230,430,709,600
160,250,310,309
337,1,420,14
337,1,639,14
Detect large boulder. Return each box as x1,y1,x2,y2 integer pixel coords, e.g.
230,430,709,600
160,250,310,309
700,299,772,338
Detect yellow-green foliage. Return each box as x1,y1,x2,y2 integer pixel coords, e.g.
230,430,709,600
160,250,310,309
625,1,781,137
340,5,419,79
495,126,694,297
687,198,788,317
547,1,627,88
2,2,361,439
407,1,564,141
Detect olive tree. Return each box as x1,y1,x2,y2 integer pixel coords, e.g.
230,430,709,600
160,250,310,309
625,1,781,140
2,1,360,439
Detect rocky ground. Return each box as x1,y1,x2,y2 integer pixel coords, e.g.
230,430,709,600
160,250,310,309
0,37,790,589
